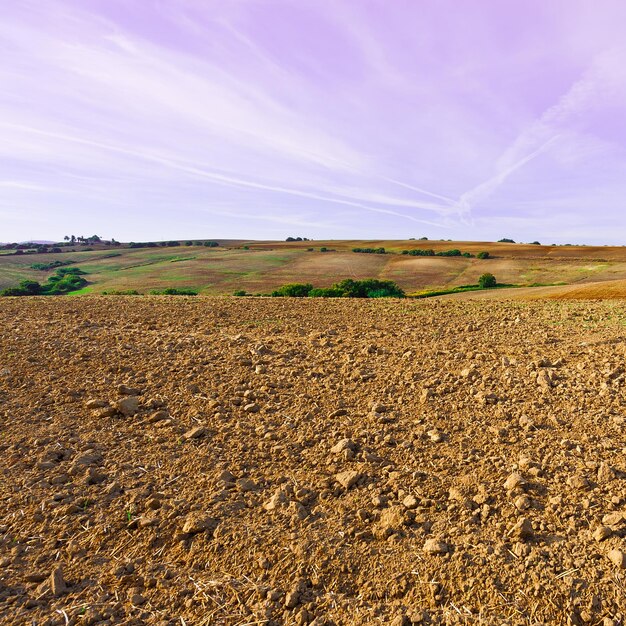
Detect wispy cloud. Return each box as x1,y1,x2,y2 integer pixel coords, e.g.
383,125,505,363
1,0,626,242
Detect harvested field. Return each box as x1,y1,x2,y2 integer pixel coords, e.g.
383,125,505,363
2,296,626,625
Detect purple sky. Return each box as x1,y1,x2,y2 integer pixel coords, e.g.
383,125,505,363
2,0,626,243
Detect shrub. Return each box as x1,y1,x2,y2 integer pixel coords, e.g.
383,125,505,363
478,273,497,288
309,288,344,298
402,248,435,256
233,290,248,296
531,241,541,245
19,280,43,295
476,251,490,259
184,241,193,246
44,273,87,294
103,290,140,295
320,247,328,252
1,287,29,296
352,247,386,254
203,241,219,247
436,249,462,257
150,288,198,295
498,238,515,243
271,283,313,297
31,260,73,271
332,279,405,298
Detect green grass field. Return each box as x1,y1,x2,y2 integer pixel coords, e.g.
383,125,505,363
3,240,626,296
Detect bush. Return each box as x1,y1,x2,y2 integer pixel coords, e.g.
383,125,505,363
203,241,219,247
476,251,490,259
184,241,193,246
1,287,29,296
31,260,73,271
530,241,541,245
233,290,248,296
332,279,405,298
19,280,43,295
150,288,198,295
498,238,515,243
309,288,344,298
436,249,462,257
44,273,87,294
478,273,497,288
103,290,140,295
320,247,328,252
271,283,313,297
352,247,385,254
401,248,435,256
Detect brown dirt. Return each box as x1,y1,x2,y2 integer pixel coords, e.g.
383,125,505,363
2,296,626,625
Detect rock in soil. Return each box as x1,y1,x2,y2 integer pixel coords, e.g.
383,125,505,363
2,297,626,624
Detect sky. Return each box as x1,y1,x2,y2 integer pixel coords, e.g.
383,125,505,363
2,0,626,244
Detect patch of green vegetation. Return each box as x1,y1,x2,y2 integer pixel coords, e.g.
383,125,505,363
271,278,405,298
0,267,88,296
149,288,198,296
30,260,74,271
102,289,141,295
352,247,386,254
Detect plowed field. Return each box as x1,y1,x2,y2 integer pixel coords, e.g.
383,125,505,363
2,297,626,625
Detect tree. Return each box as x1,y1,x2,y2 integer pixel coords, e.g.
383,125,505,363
498,238,515,243
271,283,313,297
477,251,490,259
478,273,497,288
19,280,42,295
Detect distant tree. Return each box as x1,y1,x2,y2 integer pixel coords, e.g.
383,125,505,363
320,247,328,252
19,280,42,295
477,251,490,259
531,241,541,245
203,241,219,247
436,249,462,257
64,235,69,242
286,237,296,242
309,287,344,298
271,283,313,297
498,238,515,243
478,273,497,288
332,278,404,298
184,241,193,246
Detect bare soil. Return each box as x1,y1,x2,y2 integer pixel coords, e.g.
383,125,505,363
2,296,626,625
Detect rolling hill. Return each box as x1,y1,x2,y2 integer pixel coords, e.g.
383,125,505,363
2,239,626,298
